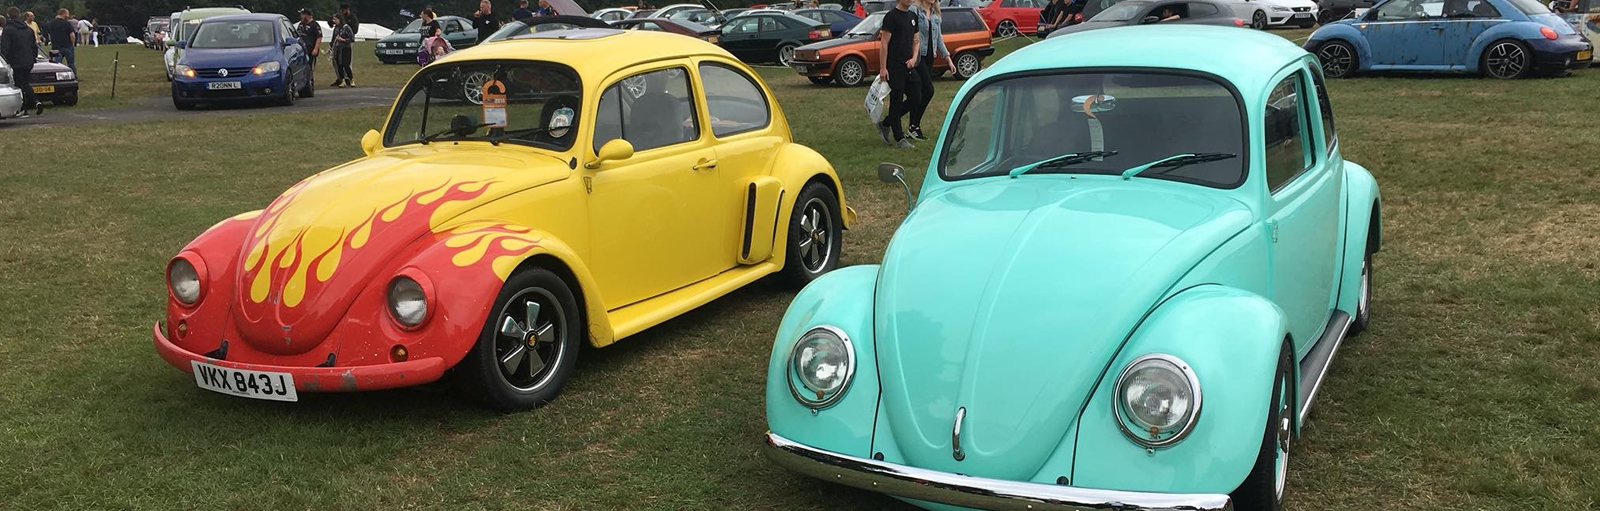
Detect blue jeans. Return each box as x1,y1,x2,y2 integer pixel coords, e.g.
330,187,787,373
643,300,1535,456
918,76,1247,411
56,46,76,72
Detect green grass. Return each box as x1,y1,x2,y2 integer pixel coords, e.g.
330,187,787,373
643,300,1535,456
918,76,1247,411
3,32,1600,510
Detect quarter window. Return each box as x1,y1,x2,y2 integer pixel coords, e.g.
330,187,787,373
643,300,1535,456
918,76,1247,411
723,17,759,33
593,67,699,153
699,63,772,137
1310,67,1336,154
1188,2,1220,16
1264,74,1311,192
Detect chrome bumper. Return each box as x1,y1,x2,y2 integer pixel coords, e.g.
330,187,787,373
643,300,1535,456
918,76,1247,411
763,432,1232,511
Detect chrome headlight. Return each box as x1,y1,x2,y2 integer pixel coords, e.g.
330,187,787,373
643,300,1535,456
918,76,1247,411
405,41,420,48
386,277,428,327
1113,353,1201,448
252,61,280,75
174,64,195,78
168,258,202,305
55,71,75,81
787,326,855,409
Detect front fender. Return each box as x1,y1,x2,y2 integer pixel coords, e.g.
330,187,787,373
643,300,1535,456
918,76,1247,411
765,265,881,458
1336,160,1380,316
766,143,855,267
1071,285,1289,494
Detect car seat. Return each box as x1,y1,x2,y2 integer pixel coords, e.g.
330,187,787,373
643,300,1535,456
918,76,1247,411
627,90,683,151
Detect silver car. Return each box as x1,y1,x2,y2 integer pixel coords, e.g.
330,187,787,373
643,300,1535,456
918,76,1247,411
0,57,25,120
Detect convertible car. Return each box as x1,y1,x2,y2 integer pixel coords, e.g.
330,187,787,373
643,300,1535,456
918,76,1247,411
1305,0,1592,78
155,30,853,411
764,26,1379,511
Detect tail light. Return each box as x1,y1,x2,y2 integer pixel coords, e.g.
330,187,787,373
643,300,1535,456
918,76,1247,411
809,27,830,39
1540,26,1558,40
1233,18,1245,26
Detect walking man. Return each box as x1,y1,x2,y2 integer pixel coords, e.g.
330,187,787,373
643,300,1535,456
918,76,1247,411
330,14,354,88
45,9,76,72
295,9,322,88
339,4,359,86
340,4,360,34
876,0,921,149
473,1,500,44
2,7,43,117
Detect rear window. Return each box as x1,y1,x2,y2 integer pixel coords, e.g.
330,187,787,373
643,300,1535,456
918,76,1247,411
1503,0,1553,13
944,8,989,32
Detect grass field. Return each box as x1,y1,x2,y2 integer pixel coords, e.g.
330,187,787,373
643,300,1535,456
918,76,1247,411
3,30,1599,510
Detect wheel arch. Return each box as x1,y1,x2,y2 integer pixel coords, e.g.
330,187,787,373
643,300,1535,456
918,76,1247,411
493,231,616,349
1467,29,1535,73
1310,26,1373,67
1336,160,1381,318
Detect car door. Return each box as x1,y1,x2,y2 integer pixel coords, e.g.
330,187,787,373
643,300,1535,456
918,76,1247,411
1362,0,1447,67
445,19,475,48
696,60,785,264
719,17,763,60
280,19,307,82
1437,0,1503,67
587,63,727,310
1262,68,1344,354
756,16,790,60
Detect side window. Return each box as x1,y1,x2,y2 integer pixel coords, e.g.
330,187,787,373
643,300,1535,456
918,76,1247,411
760,17,782,32
1455,0,1501,16
1264,74,1311,192
944,9,983,31
447,20,464,33
1309,67,1336,155
1189,2,1220,16
699,62,772,137
724,17,758,33
1373,0,1429,18
593,67,699,153
1001,0,1018,8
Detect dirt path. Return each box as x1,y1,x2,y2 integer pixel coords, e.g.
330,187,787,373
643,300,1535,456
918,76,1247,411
1,86,399,129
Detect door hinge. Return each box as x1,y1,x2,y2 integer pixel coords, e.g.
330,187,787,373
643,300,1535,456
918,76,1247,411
1269,221,1280,243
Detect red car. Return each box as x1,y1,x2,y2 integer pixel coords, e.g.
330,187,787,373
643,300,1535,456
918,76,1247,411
976,0,1044,36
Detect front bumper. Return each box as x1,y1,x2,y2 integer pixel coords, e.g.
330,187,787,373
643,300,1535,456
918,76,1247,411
153,322,448,392
27,79,78,101
763,432,1233,511
0,87,21,118
172,73,285,102
1268,11,1316,25
789,58,833,77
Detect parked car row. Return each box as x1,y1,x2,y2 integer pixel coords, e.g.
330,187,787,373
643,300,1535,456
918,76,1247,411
790,7,995,85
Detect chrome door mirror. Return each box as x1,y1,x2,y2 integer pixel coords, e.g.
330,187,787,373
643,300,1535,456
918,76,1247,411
878,162,913,211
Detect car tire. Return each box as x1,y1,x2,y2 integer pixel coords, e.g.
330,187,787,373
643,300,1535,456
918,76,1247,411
1252,10,1269,29
1298,19,1316,28
954,51,983,79
996,19,1019,37
1317,9,1334,23
280,71,297,106
835,56,867,86
1349,243,1373,335
778,43,799,65
1480,39,1530,80
780,182,843,287
808,76,834,85
456,267,583,412
299,72,315,98
1231,340,1293,511
1316,40,1359,78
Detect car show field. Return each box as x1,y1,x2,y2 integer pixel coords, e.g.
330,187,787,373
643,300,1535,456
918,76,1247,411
1,25,1598,511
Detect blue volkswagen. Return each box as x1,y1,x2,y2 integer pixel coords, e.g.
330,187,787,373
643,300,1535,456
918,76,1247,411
1305,0,1592,79
170,14,313,109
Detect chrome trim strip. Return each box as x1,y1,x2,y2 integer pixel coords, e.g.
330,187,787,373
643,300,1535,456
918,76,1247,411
952,407,967,461
763,432,1233,511
1297,312,1352,424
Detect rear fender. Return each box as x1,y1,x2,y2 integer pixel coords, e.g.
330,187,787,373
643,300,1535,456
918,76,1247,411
1465,24,1543,73
767,144,853,268
1336,160,1380,317
1071,285,1289,494
1306,25,1372,65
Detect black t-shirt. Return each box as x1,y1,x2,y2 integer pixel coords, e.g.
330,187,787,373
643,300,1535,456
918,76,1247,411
342,12,360,33
513,7,536,20
473,13,500,42
421,19,442,37
45,18,76,48
296,20,322,51
880,7,917,67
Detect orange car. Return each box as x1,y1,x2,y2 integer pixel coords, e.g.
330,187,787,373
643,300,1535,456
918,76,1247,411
789,7,995,86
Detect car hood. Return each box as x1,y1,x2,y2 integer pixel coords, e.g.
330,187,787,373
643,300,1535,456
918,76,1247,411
798,35,872,51
380,33,423,43
229,148,571,355
874,178,1251,479
180,45,280,69
29,60,71,73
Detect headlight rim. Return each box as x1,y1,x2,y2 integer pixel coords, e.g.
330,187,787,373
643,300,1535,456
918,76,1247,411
167,255,206,307
786,325,856,410
253,60,281,75
1112,352,1202,449
385,271,433,330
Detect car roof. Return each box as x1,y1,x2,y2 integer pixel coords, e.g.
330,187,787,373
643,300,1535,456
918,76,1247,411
203,14,288,23
988,26,1309,92
175,7,249,21
446,30,737,82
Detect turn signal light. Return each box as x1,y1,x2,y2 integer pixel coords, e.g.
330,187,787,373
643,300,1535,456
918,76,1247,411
1541,26,1558,40
390,345,409,362
1233,18,1245,26
176,320,190,339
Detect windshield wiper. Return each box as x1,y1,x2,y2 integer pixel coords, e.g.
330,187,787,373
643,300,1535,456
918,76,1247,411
1008,151,1119,178
420,123,496,145
1120,153,1237,180
487,125,568,145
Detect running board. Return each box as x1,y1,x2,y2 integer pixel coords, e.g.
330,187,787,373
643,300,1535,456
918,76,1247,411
1297,311,1352,424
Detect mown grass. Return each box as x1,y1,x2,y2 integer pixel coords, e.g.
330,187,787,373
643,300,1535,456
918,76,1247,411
2,30,1598,510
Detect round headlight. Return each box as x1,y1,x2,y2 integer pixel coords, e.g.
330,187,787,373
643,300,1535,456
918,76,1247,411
1113,354,1201,448
168,258,201,305
386,276,428,327
787,326,855,409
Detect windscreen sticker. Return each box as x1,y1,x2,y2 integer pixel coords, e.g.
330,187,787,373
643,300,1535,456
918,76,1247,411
549,107,574,139
482,79,508,128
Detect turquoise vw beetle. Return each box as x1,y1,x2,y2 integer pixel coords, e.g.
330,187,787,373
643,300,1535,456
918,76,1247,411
762,26,1380,511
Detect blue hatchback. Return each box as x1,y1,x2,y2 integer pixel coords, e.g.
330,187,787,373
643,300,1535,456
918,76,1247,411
170,14,313,109
1305,0,1592,79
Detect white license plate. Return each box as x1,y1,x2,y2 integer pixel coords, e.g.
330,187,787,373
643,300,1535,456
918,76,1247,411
190,360,298,402
207,81,242,90
792,64,809,73
1293,12,1312,17
384,49,405,55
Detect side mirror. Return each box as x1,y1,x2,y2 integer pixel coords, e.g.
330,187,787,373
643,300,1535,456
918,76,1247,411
586,139,635,169
284,37,297,46
877,162,914,211
1141,15,1160,23
361,129,381,156
176,41,187,49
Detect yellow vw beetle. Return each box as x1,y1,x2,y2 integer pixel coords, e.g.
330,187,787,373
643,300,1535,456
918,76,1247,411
154,29,853,411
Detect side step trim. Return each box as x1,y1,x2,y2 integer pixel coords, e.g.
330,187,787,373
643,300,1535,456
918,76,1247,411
1297,310,1352,424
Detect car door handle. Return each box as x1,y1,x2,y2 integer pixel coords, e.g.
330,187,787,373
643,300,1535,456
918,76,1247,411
692,158,718,171
1429,23,1444,29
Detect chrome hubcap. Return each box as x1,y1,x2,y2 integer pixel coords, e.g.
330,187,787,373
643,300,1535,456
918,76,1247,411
1275,377,1291,499
958,55,979,77
780,46,796,65
1319,44,1353,76
494,288,566,391
463,71,491,105
797,198,833,274
1486,42,1524,78
999,21,1017,36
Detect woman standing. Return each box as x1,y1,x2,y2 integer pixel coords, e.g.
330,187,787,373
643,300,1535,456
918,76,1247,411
907,0,953,141
330,14,355,87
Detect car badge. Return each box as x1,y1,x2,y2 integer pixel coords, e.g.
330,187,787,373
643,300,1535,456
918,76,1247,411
219,68,228,77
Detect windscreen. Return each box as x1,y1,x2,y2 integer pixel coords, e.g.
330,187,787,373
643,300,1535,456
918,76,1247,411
386,61,583,151
190,20,277,49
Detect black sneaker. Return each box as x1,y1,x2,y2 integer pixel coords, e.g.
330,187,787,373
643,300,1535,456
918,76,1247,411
908,126,928,141
876,122,895,146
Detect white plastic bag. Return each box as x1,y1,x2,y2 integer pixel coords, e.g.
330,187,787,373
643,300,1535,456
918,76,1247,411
865,75,890,124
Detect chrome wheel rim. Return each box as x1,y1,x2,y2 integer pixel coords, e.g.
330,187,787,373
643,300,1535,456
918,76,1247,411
1485,42,1525,79
462,71,491,105
840,60,863,85
797,198,834,274
957,54,980,77
1319,43,1354,77
1275,374,1291,500
779,45,797,65
998,21,1017,37
1253,11,1267,28
1358,257,1371,323
494,288,567,392
623,75,648,99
